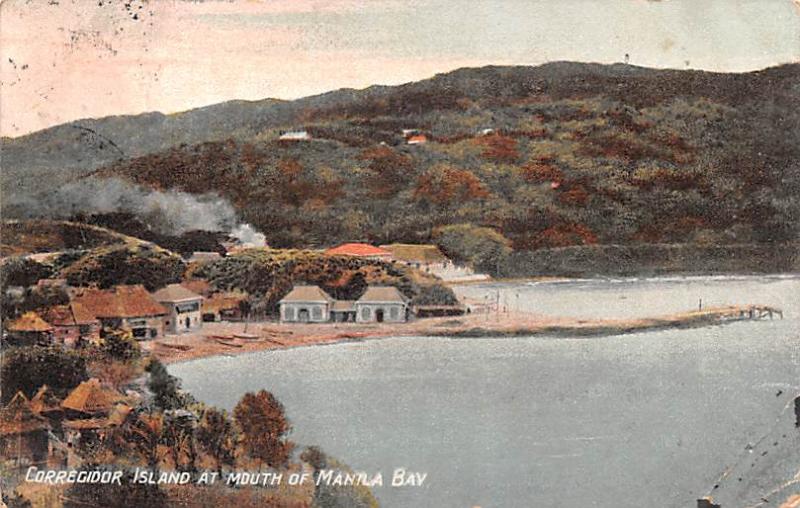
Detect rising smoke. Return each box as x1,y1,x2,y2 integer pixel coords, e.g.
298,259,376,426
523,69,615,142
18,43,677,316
3,177,267,246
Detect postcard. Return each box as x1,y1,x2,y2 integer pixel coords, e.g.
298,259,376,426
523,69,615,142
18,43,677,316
1,1,799,507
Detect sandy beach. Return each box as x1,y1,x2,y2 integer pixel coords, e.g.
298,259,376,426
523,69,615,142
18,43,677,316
147,305,778,364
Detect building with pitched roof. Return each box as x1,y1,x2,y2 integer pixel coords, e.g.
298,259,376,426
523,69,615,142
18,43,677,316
61,378,126,418
41,303,100,347
202,291,248,322
152,284,204,334
279,285,334,323
355,286,409,323
380,243,451,273
278,284,410,323
5,311,54,346
70,285,166,340
324,243,393,260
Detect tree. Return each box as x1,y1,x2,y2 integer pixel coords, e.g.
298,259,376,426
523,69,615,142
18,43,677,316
102,329,142,361
1,346,88,403
233,390,294,469
195,407,237,475
122,412,164,470
161,412,199,472
411,283,458,306
146,358,194,410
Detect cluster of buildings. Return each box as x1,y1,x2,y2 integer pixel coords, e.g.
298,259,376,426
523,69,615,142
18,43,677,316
4,281,247,348
0,378,137,471
3,241,482,346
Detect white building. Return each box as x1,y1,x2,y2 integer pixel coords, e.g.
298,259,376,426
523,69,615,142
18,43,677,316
355,286,408,323
279,285,334,323
152,284,204,334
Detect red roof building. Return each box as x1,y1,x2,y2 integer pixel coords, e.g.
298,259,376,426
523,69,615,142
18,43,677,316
324,243,393,260
70,285,166,340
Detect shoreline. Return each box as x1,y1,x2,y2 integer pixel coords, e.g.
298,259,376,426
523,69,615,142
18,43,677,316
149,305,782,365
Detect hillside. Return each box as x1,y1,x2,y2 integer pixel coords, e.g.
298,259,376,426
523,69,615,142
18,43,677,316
0,220,150,256
3,62,799,274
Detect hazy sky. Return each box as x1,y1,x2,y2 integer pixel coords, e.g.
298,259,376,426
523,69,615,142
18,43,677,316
1,0,798,137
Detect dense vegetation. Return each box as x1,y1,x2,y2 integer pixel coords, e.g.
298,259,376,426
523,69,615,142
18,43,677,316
81,63,799,274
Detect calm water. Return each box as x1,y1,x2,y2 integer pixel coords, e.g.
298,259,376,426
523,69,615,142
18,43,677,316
170,275,800,508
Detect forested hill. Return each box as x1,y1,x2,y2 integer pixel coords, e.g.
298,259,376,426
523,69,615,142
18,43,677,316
3,62,799,273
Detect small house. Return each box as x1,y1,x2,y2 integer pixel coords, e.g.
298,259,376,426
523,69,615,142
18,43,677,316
0,392,52,469
355,286,408,323
279,130,312,141
202,291,248,322
61,378,126,420
279,285,334,323
41,303,101,347
324,243,393,261
380,243,451,274
5,312,54,346
152,284,204,334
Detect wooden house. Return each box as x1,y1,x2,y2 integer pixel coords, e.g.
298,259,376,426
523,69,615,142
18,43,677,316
5,312,54,346
202,291,248,322
41,302,101,347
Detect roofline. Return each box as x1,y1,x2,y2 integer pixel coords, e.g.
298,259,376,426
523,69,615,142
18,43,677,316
95,312,166,318
156,296,204,303
279,299,332,304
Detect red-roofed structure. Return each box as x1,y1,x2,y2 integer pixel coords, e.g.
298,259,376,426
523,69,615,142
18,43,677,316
70,285,166,340
324,243,392,260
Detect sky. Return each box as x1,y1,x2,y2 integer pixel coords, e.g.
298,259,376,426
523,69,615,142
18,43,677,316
1,0,798,138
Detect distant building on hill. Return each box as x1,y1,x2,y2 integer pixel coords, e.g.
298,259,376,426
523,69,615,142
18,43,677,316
70,285,166,340
324,243,393,261
406,134,428,145
279,130,312,141
152,284,204,334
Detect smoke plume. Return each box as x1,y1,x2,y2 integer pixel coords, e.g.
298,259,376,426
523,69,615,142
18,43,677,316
4,177,266,245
